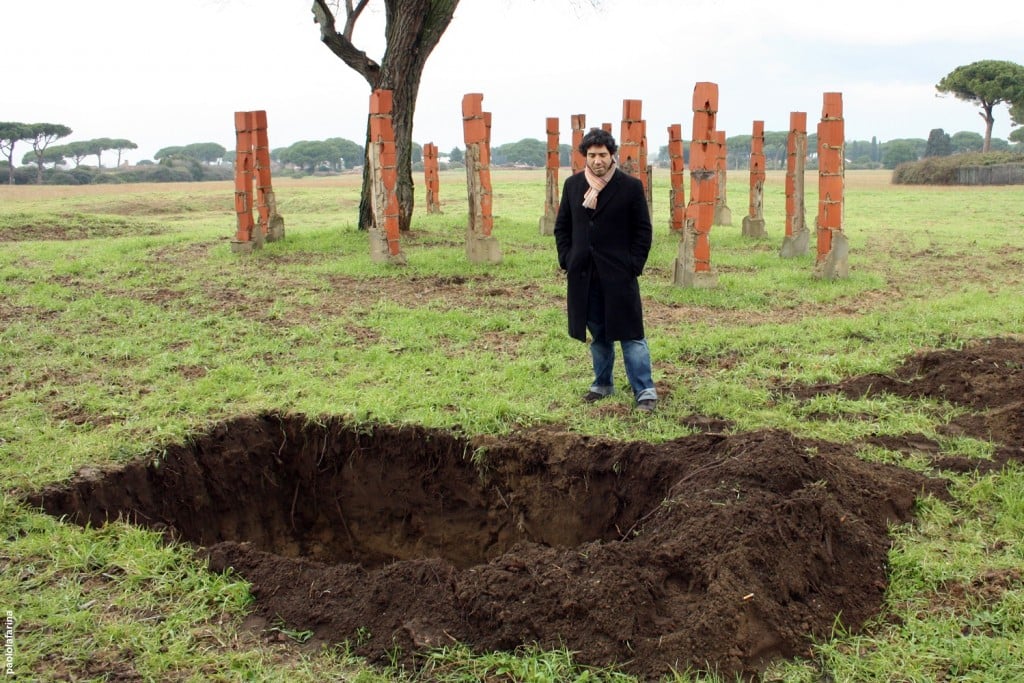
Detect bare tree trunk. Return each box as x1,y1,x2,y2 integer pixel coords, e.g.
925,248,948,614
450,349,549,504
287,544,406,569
980,105,994,152
358,120,374,231
387,50,424,233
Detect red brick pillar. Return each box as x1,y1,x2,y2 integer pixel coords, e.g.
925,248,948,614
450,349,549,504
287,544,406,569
741,120,767,237
423,142,441,214
619,100,652,215
640,119,652,214
667,123,686,233
814,92,848,279
779,111,809,257
619,100,643,180
673,82,719,288
539,117,559,235
231,111,259,254
252,110,284,243
367,89,405,264
571,114,586,175
462,93,501,263
618,101,643,184
713,130,732,226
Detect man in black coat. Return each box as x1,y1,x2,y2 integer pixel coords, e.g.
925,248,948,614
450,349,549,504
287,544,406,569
554,128,657,412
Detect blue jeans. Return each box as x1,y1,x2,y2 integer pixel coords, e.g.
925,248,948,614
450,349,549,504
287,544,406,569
586,280,657,402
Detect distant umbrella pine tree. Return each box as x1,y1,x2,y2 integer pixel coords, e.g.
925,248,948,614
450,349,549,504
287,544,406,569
936,60,1024,152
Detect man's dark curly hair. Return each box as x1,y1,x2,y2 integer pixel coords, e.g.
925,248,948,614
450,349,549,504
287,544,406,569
578,127,618,156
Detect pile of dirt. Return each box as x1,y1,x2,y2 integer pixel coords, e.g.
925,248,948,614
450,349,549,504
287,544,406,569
788,336,1024,473
30,337,1023,679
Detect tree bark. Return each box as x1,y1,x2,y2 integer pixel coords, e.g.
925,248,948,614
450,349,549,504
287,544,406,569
979,105,994,153
312,0,458,231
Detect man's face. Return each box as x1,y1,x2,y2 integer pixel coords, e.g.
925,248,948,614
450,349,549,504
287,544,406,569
585,145,613,176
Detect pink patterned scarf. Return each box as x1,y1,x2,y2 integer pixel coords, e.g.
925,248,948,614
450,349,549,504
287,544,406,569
582,163,616,209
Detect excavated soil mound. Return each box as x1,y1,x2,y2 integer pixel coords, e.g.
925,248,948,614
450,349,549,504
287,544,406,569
788,336,1024,473
34,338,1024,678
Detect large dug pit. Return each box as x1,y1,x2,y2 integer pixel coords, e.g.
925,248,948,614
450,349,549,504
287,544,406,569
31,415,944,679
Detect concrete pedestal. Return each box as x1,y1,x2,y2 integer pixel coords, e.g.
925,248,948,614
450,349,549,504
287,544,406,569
813,232,849,280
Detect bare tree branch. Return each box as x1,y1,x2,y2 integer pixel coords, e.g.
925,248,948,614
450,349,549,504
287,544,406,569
343,0,371,41
311,0,380,85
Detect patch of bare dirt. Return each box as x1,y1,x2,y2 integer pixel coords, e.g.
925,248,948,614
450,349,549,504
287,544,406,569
0,212,166,241
84,195,233,216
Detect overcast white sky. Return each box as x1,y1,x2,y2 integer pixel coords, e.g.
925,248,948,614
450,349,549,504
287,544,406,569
6,0,1022,162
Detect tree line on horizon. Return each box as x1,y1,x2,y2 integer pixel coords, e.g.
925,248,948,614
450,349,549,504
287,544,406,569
2,119,1021,186
5,56,1023,187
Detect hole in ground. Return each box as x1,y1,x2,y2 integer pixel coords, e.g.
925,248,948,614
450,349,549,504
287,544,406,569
29,413,944,680
32,417,643,570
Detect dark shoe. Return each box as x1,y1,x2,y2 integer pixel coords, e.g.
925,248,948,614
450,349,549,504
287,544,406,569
636,399,657,413
583,391,608,403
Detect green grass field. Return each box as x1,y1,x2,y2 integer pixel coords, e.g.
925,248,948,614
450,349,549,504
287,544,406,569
1,168,1022,681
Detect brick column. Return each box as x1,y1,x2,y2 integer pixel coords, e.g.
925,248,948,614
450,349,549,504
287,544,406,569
619,100,652,213
713,130,732,226
252,110,284,243
423,142,441,214
571,114,586,175
619,100,643,181
231,111,259,254
539,117,559,235
779,111,810,257
667,123,686,233
813,92,848,279
641,119,652,214
741,120,767,237
367,89,406,264
462,93,501,264
673,82,719,288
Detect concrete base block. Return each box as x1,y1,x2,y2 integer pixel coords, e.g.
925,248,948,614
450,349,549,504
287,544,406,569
741,216,767,238
230,240,258,255
466,232,502,264
369,228,406,265
813,232,850,280
266,215,285,242
779,229,810,258
672,258,719,288
369,228,389,263
538,214,555,236
713,205,732,226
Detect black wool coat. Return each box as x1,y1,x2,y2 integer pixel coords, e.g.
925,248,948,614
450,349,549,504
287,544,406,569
553,168,653,342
